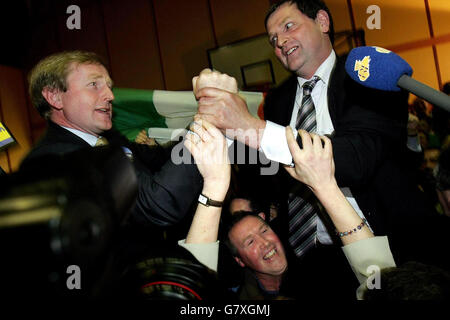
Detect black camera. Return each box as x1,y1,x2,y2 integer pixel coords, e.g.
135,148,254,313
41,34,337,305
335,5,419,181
118,244,234,301
0,146,137,299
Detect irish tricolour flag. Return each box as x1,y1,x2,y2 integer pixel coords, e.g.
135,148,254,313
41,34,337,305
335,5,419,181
112,88,265,144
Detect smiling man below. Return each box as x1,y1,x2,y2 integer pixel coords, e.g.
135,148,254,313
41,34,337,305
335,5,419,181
223,129,397,300
225,211,289,299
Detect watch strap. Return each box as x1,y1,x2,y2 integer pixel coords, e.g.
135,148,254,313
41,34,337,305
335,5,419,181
198,193,223,207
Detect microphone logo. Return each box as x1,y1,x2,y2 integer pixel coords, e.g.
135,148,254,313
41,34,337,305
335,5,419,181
354,56,371,82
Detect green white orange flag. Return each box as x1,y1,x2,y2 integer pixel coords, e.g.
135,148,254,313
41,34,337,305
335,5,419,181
112,88,265,144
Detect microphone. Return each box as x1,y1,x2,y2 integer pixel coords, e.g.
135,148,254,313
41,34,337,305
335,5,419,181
345,46,450,111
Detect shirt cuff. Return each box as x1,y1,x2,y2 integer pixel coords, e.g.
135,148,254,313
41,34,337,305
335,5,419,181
178,239,219,272
342,236,396,285
259,121,293,165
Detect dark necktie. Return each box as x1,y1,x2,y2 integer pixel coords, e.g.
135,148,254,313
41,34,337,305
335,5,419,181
295,76,320,133
288,76,320,258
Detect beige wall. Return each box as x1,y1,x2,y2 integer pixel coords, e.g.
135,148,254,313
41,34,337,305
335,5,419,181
1,0,449,172
22,0,450,91
350,0,450,101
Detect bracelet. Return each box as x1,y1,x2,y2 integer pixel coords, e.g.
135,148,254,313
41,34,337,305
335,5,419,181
336,218,367,237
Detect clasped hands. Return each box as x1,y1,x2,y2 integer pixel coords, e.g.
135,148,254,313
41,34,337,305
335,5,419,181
189,68,336,191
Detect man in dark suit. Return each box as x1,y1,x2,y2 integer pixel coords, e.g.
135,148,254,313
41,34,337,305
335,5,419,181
22,51,203,246
193,0,439,271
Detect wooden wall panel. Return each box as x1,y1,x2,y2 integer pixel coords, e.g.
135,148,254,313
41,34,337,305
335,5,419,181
102,0,165,90
0,153,8,174
153,0,216,90
2,0,449,162
326,0,352,33
436,43,450,85
0,66,33,171
399,47,439,102
55,0,110,63
0,2,29,68
25,0,61,71
352,0,430,48
210,0,270,46
429,0,450,36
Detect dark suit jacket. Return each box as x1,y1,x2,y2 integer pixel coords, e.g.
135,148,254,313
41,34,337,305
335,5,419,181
21,121,203,228
263,56,439,264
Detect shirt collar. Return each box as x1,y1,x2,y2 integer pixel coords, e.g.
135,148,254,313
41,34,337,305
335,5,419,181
251,271,280,297
297,50,336,88
60,126,100,147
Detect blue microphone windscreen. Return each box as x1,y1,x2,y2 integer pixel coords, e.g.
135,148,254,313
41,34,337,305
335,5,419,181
345,46,413,91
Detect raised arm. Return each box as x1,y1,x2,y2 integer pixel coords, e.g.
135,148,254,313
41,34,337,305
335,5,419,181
184,119,230,244
284,128,373,245
284,128,398,294
177,119,230,271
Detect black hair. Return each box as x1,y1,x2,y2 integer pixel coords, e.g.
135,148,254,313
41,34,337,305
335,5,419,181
363,261,450,300
264,0,335,45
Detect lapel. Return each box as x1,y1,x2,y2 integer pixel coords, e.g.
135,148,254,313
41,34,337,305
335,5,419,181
46,121,91,147
267,75,298,126
327,56,346,129
281,76,298,126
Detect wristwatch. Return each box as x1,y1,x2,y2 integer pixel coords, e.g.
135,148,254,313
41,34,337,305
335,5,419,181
198,193,223,207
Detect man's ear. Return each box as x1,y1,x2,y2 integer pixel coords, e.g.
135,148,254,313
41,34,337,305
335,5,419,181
234,256,246,268
258,212,266,221
315,9,330,33
41,87,63,110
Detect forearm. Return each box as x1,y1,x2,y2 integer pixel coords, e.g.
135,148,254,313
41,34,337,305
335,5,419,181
185,205,221,243
132,162,202,226
186,180,228,244
233,117,266,150
314,182,374,245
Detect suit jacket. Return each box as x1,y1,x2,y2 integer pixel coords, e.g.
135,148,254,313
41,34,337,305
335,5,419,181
21,121,203,228
263,56,437,264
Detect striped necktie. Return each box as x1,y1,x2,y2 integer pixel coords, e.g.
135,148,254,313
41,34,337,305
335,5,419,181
288,76,320,258
295,76,320,133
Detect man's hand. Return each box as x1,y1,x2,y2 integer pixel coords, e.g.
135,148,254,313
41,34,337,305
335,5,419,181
284,128,337,193
193,68,238,95
134,129,157,146
192,69,265,149
184,119,230,200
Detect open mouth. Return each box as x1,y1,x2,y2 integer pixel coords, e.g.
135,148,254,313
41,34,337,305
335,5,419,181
95,107,111,115
286,46,298,56
263,248,277,260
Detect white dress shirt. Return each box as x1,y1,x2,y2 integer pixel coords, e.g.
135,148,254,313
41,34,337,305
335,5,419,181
260,50,370,244
61,125,133,159
61,126,100,146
